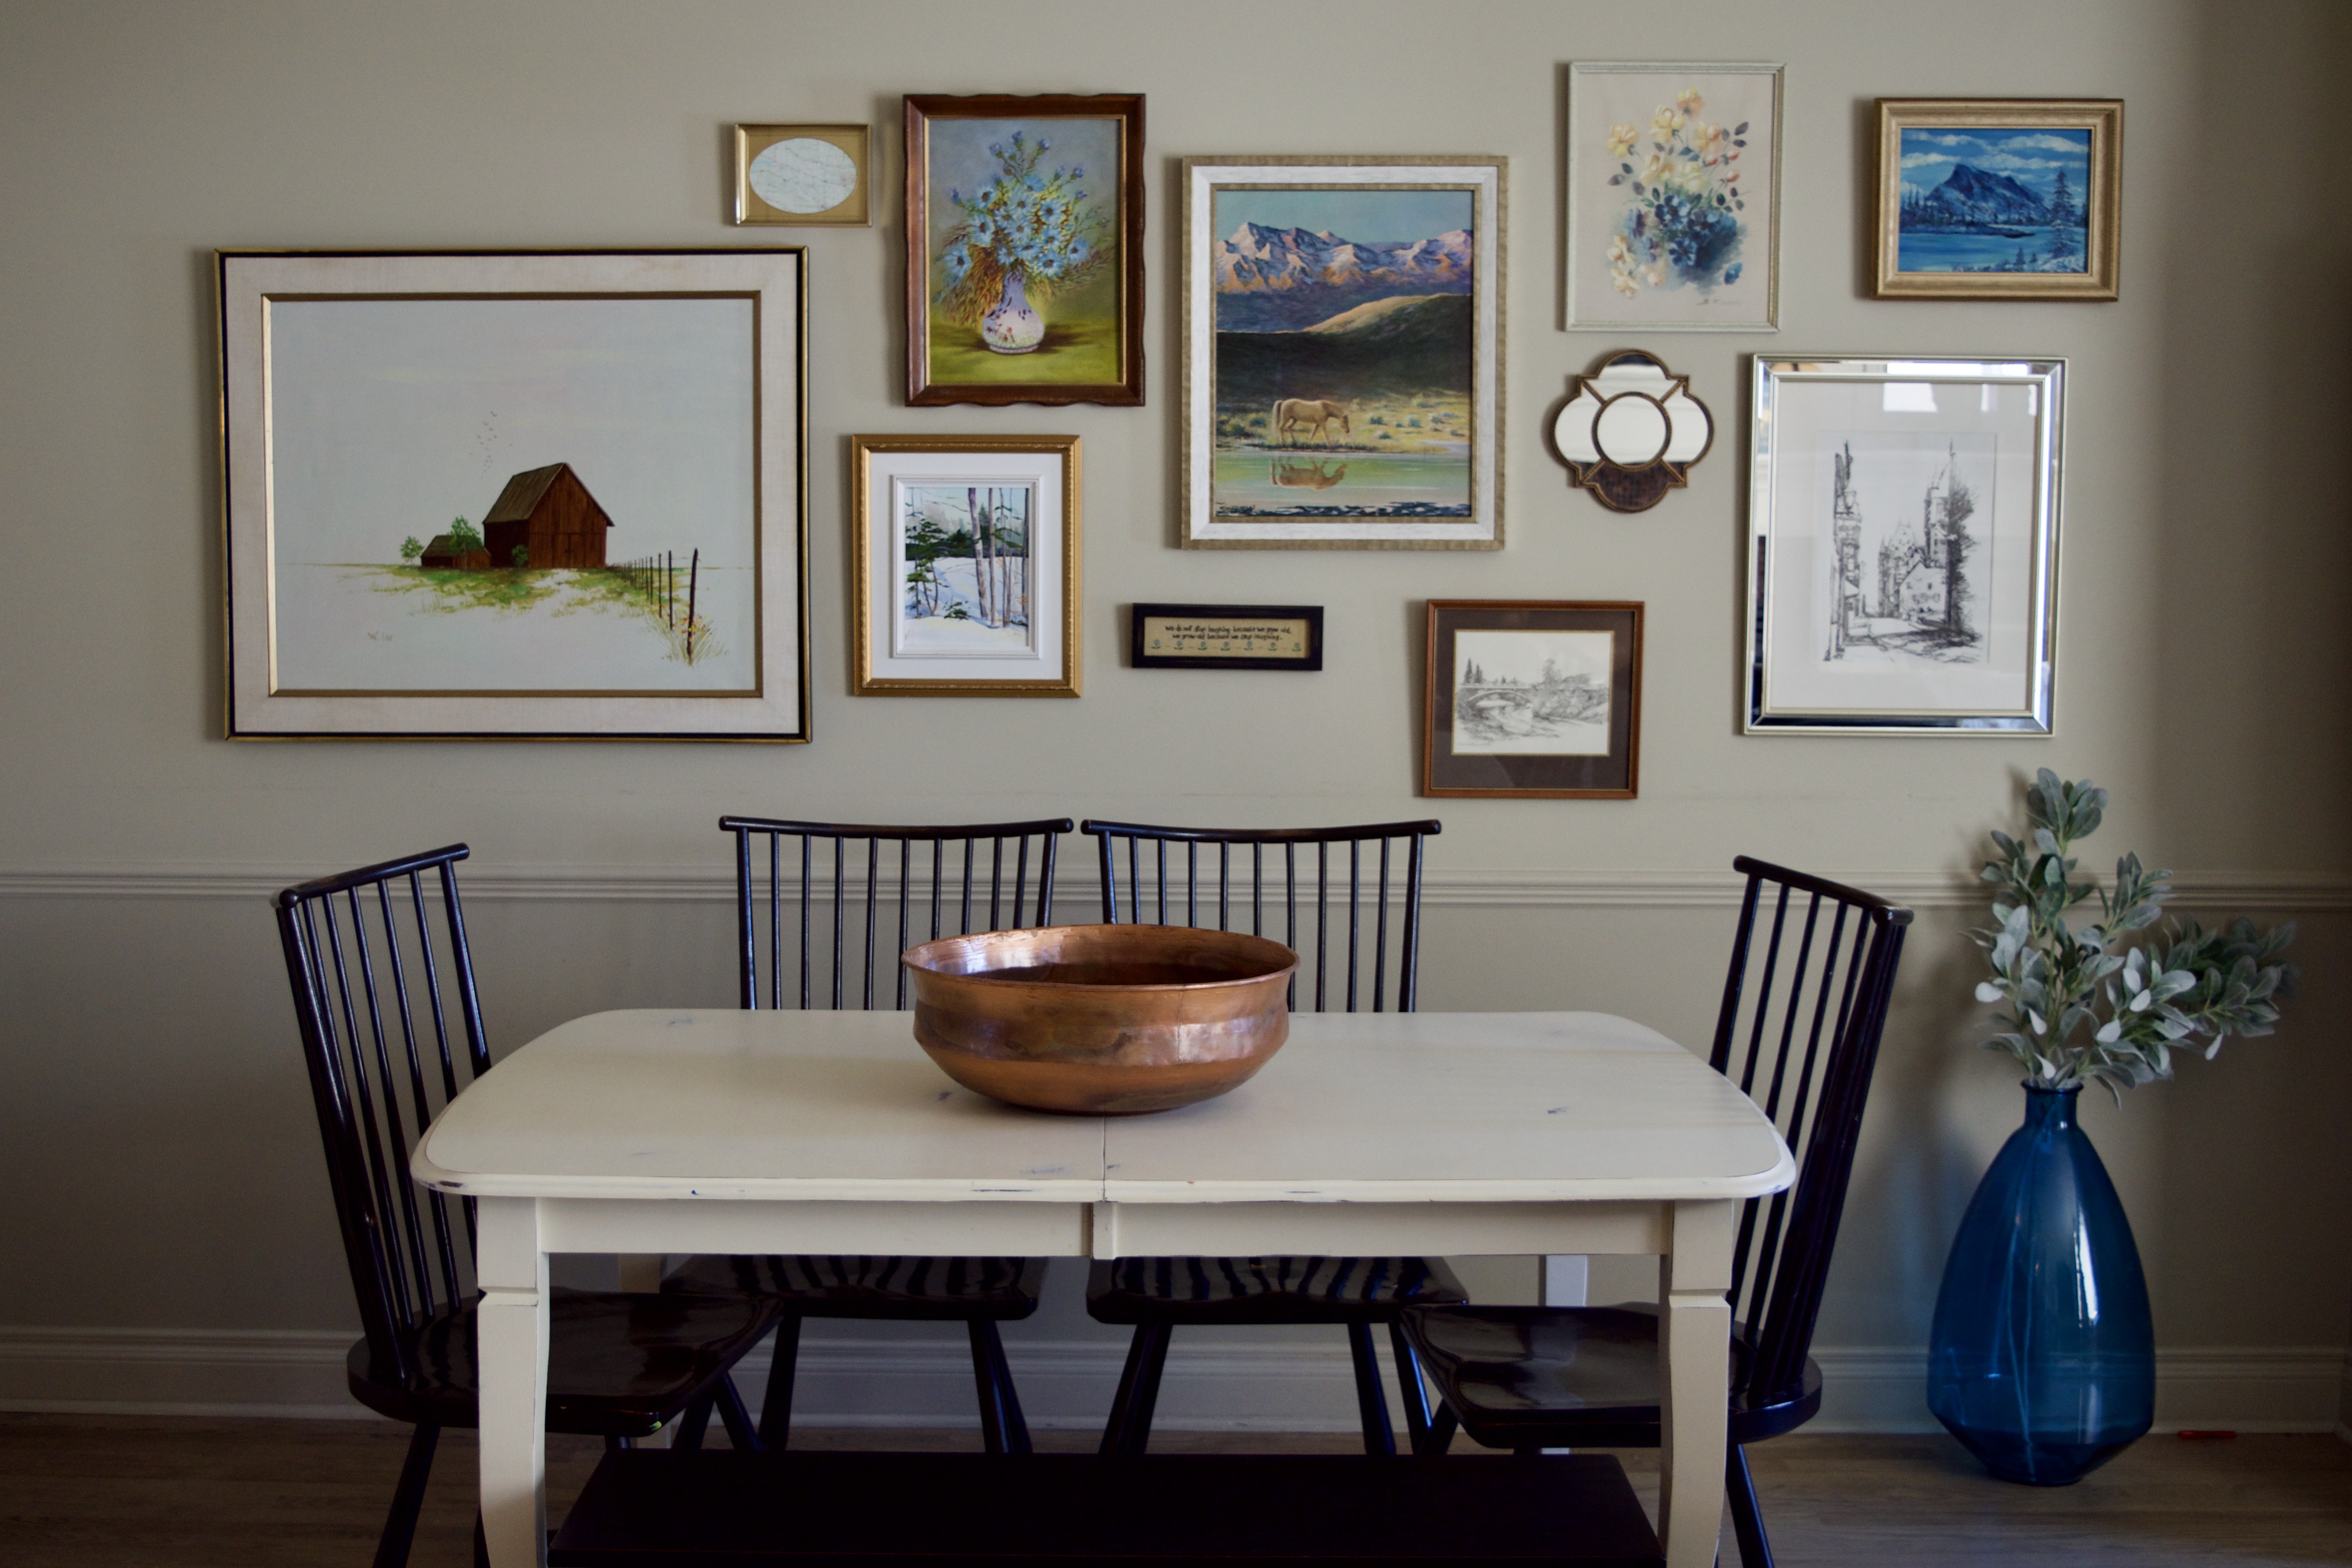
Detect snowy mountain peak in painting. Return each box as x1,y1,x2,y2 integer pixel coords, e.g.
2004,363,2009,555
1215,223,1473,331
1913,164,2049,227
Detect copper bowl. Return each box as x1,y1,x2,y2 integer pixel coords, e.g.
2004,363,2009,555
902,924,1298,1115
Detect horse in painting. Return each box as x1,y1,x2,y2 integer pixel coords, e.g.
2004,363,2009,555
1271,398,1351,447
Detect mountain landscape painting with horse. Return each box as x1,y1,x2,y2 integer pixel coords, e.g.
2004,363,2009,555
1209,185,1477,520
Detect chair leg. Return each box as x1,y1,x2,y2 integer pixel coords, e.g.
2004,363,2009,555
1098,1323,1173,1456
373,1422,438,1568
968,1319,1012,1453
670,1388,716,1452
975,1318,1033,1454
471,1510,489,1568
757,1315,803,1448
714,1372,762,1451
1387,1321,1435,1455
1345,1322,1397,1455
1423,1401,1458,1456
1727,1443,1775,1568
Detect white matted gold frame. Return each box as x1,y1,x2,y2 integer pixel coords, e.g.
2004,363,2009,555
1564,62,1782,333
1180,156,1505,551
734,123,873,226
1873,100,2121,300
1746,356,2063,735
851,434,1081,697
217,248,809,742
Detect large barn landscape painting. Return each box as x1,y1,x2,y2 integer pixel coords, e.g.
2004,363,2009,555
263,294,758,695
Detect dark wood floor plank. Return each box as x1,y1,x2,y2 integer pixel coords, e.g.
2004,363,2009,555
4,1415,2348,1567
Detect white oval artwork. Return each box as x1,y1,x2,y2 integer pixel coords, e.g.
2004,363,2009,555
749,137,859,215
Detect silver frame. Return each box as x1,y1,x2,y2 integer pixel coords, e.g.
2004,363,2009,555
1746,355,2063,735
1565,61,1783,333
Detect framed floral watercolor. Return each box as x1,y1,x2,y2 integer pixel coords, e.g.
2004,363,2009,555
903,93,1143,406
850,434,1081,696
1179,155,1507,550
1746,356,2064,734
1565,62,1781,332
218,248,808,741
1873,99,2122,300
1423,600,1643,798
733,123,871,226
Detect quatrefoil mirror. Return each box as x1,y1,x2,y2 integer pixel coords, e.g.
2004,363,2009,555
1551,351,1714,512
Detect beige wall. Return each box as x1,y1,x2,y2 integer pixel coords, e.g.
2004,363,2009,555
3,0,2349,1431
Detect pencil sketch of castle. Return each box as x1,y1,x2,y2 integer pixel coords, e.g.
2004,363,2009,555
1822,435,1992,665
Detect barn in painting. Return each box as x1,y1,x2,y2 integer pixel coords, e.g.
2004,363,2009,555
417,535,490,570
481,463,613,568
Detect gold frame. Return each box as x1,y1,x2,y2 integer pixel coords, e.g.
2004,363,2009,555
734,123,872,226
1873,99,2122,300
850,434,1081,697
217,248,810,742
1179,155,1506,550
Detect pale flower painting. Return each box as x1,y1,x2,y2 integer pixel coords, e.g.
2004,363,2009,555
1606,86,1752,300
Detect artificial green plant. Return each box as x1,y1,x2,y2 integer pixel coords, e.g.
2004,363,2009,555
1973,770,2298,1098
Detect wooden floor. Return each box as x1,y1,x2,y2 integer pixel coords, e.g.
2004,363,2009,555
4,1413,2349,1566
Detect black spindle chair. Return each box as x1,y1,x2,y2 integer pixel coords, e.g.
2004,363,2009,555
1400,857,1912,1568
273,846,779,1568
661,817,1072,1453
1079,819,1466,1457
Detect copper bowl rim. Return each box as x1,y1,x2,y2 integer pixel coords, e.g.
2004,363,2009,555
901,923,1299,993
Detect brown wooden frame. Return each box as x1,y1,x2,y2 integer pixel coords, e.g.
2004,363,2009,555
904,93,1144,406
1423,600,1642,799
1872,99,2122,301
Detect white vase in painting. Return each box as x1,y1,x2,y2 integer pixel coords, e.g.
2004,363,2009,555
980,274,1045,354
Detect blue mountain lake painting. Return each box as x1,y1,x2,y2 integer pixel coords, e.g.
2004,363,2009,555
1209,187,1477,519
1897,127,2090,275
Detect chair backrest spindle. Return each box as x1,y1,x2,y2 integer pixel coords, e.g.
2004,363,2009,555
1707,856,1911,1411
274,845,490,1386
720,817,1071,1014
1081,820,1441,1015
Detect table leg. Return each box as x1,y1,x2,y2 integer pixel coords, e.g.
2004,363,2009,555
1658,1199,1734,1568
477,1196,550,1568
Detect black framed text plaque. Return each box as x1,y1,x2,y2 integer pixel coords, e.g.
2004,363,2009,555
1131,603,1323,671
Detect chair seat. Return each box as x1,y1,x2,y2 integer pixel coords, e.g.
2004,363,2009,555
1399,1304,1823,1450
1088,1256,1467,1326
666,1254,1047,1322
347,1287,781,1438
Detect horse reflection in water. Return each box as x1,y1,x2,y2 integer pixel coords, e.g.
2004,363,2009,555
1270,458,1349,492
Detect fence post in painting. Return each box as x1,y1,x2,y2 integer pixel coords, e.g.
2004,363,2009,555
686,548,700,663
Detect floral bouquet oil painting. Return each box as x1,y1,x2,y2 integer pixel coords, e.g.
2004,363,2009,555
218,250,808,741
1182,157,1504,550
1875,100,2123,300
905,93,1143,406
1568,63,1781,331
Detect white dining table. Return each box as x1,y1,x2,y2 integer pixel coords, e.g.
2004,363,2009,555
413,1008,1794,1568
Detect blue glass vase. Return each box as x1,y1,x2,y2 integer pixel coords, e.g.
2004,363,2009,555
1927,1084,2154,1485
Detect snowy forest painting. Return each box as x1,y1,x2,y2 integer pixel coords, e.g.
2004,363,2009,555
893,481,1035,658
1819,431,1996,666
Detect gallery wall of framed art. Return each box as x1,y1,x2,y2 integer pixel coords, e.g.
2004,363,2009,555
16,0,2350,1442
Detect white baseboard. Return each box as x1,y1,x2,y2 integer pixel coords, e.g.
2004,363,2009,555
6,1325,2345,1436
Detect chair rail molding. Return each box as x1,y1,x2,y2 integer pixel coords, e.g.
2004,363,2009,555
6,864,2350,911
